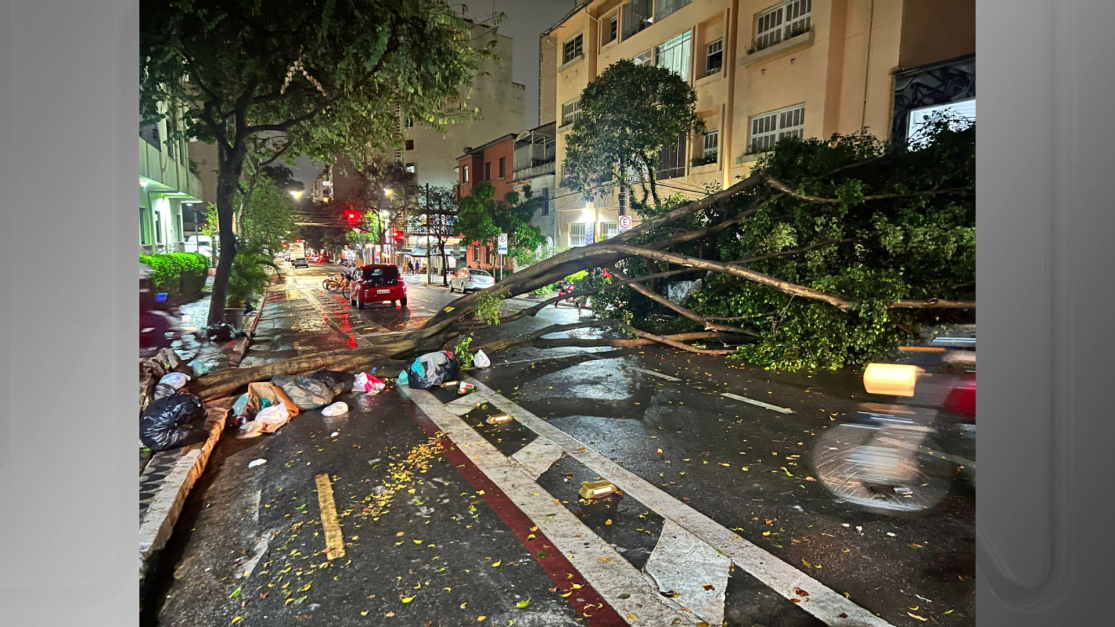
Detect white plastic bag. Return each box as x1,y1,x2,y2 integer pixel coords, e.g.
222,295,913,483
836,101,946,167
159,372,191,390
473,350,491,369
322,402,349,417
256,404,291,433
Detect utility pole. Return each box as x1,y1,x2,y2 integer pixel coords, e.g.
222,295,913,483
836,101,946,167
425,183,431,285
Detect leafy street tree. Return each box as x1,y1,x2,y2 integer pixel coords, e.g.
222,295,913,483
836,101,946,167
456,182,545,268
239,175,299,254
564,59,704,213
414,186,459,285
141,0,490,325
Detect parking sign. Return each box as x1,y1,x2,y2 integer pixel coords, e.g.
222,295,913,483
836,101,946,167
618,215,632,232
497,233,508,254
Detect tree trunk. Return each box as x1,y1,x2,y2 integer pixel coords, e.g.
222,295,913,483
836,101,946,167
207,145,248,326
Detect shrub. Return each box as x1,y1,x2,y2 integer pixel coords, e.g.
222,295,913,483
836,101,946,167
140,252,209,298
227,244,278,308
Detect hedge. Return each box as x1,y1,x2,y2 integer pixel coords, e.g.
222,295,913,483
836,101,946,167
140,252,209,298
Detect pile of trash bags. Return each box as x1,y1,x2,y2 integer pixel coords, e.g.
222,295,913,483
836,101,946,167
139,347,195,413
402,351,461,390
230,370,358,438
139,368,209,453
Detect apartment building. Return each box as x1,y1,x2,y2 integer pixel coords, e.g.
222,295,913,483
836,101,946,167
139,99,205,254
393,21,526,190
542,0,975,249
456,134,518,272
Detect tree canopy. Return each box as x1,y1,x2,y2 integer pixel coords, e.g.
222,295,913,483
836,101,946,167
564,59,704,211
456,182,544,264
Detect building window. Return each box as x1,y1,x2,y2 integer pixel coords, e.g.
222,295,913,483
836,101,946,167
154,211,164,246
485,161,492,181
499,157,506,179
755,0,812,52
405,139,414,150
702,130,719,161
750,105,805,152
656,0,691,22
655,31,692,82
569,223,586,247
540,188,550,216
463,165,470,183
600,222,618,240
139,207,151,245
406,117,414,128
605,15,619,46
406,163,416,173
623,0,653,39
633,50,652,66
657,132,687,180
563,33,583,64
561,99,582,127
706,39,723,75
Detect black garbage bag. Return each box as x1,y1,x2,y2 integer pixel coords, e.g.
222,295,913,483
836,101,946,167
405,351,461,390
271,374,336,410
140,393,207,452
310,370,353,396
206,323,239,342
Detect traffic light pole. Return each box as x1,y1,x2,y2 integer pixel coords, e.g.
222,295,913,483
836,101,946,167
425,183,431,286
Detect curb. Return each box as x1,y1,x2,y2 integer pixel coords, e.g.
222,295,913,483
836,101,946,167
139,406,228,583
229,268,285,367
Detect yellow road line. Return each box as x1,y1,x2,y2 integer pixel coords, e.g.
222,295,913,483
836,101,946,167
315,473,346,560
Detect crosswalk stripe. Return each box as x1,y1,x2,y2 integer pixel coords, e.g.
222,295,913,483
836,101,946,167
462,376,894,627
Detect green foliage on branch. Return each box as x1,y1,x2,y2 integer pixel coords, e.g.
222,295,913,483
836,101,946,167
140,253,209,298
475,289,506,326
594,117,976,370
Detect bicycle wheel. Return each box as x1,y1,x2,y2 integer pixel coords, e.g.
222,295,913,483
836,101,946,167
341,284,351,299
323,279,338,292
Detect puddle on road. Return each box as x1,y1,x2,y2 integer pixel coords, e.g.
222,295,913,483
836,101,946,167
518,358,639,402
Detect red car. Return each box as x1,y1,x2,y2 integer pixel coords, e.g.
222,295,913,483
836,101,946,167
350,264,407,309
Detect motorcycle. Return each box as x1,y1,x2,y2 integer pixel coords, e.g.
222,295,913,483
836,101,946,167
140,268,182,357
812,330,976,514
555,279,581,310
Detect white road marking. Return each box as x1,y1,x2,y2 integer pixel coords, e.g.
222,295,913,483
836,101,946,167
236,534,271,579
644,520,732,626
400,386,704,626
510,436,565,480
491,351,610,368
720,392,794,414
631,367,682,382
462,376,893,627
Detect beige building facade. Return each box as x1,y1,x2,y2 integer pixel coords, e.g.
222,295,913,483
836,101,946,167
542,0,975,249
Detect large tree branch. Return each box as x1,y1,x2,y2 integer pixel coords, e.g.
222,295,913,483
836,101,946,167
601,244,859,310
765,175,970,205
611,266,758,337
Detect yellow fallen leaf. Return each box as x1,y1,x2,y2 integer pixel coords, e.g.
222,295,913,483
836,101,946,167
601,557,611,563
361,611,369,616
492,560,502,567
478,617,487,622
605,519,613,526
460,603,467,609
401,596,415,603
572,583,583,589
907,612,928,622
230,618,243,626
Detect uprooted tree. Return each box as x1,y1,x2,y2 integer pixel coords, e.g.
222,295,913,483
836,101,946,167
192,118,975,401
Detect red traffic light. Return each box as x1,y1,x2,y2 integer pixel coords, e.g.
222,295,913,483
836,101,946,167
392,230,404,239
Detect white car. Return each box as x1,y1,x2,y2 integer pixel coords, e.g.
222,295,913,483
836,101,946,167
449,268,496,293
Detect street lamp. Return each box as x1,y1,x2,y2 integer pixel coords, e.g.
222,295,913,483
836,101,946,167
384,188,393,197
289,189,304,200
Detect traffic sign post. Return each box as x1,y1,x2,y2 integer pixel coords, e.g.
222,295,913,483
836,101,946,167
497,233,508,280
618,215,633,232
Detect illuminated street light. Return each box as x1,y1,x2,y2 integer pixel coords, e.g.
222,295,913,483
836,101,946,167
384,188,393,196
289,189,304,200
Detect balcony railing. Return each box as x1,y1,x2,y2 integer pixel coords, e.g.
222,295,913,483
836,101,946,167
513,143,555,172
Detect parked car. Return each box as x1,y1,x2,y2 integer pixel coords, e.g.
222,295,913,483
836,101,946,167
183,235,213,258
449,268,496,293
350,264,407,309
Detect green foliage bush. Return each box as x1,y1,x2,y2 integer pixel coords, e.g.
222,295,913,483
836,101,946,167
227,244,278,308
139,252,209,298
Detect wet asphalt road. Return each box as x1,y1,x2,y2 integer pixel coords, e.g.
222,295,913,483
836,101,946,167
147,263,975,626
